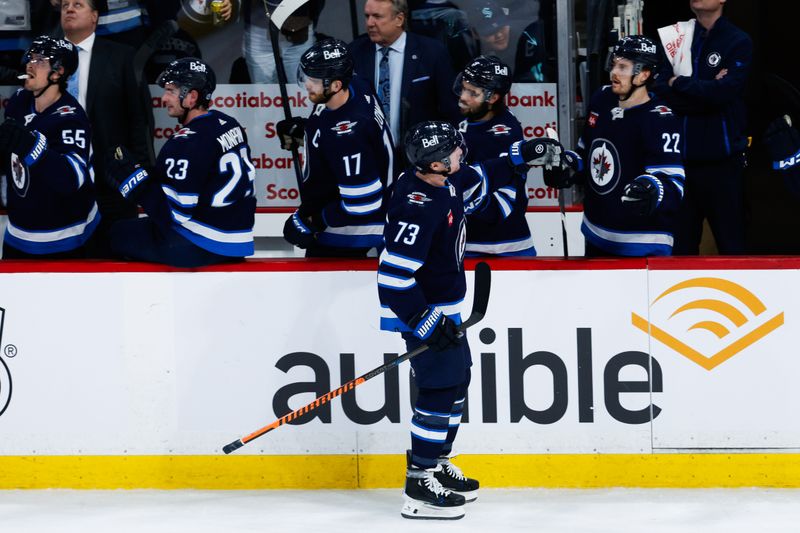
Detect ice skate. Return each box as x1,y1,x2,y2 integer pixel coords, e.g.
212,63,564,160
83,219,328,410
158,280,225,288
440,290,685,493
435,453,480,502
401,465,466,520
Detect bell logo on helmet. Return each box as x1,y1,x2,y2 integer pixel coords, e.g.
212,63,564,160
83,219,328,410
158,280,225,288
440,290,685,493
421,135,440,148
189,61,207,72
323,49,343,60
494,65,508,76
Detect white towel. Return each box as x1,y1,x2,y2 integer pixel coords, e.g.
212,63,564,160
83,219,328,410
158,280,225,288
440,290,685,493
658,19,695,77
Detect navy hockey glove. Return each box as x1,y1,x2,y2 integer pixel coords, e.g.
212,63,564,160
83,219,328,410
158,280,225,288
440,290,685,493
764,115,800,198
276,117,306,151
409,306,462,352
106,146,150,200
508,138,562,169
0,119,46,166
543,150,584,189
282,210,325,249
621,175,664,216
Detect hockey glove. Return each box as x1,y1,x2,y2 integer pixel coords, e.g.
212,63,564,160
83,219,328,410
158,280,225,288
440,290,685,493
508,138,562,170
106,146,150,200
764,115,800,198
0,119,47,166
543,151,584,189
409,306,462,352
621,175,664,217
765,115,800,170
276,117,306,151
282,210,326,249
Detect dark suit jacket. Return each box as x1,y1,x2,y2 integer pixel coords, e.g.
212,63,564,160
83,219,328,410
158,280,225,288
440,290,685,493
349,31,460,163
86,36,154,222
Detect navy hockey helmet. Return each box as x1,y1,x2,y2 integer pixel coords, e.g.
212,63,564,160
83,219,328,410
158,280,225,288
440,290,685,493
405,121,464,173
298,38,353,88
606,35,659,77
23,35,79,80
157,57,216,107
454,55,512,100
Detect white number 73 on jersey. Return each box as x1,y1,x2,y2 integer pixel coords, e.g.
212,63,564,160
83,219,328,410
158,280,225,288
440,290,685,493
394,221,420,245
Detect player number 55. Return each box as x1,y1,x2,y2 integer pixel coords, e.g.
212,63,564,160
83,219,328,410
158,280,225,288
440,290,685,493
62,129,86,149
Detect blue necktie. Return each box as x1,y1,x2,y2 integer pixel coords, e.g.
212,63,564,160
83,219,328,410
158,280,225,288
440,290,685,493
67,46,80,100
378,46,391,126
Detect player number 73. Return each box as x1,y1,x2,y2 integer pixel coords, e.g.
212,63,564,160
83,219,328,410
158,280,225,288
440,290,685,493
394,221,420,245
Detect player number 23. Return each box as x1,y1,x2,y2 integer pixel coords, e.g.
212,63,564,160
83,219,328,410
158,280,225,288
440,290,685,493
394,221,420,245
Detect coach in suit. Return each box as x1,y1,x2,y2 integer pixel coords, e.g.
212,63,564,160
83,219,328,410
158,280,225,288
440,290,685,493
61,0,154,255
349,0,459,166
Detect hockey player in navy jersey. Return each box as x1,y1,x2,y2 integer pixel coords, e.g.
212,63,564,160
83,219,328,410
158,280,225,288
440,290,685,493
105,58,256,267
455,55,535,256
546,36,686,257
277,39,394,257
0,36,99,258
378,121,561,519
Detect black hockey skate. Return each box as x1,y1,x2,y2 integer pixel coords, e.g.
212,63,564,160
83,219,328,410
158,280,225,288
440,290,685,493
401,465,466,520
435,453,480,502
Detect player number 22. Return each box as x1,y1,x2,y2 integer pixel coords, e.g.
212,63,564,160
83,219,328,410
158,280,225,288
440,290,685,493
662,133,681,153
394,221,420,245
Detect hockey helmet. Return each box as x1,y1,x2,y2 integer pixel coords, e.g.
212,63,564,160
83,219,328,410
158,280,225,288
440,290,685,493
405,121,464,173
23,36,79,79
454,55,512,99
157,57,216,106
297,38,353,88
606,35,659,77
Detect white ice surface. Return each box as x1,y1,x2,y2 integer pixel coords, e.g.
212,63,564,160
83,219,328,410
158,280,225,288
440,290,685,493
1,488,799,533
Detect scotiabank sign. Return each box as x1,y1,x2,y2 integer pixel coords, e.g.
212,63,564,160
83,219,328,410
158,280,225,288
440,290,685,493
150,83,560,208
0,264,796,457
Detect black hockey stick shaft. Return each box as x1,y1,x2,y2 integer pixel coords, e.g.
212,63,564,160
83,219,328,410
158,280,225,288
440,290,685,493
222,262,491,454
546,127,569,259
264,0,304,187
348,0,359,40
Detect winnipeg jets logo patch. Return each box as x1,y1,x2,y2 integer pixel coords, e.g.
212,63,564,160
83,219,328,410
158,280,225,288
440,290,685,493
172,127,195,139
10,153,29,197
53,105,76,116
588,138,621,195
651,105,674,116
488,124,512,136
407,191,432,205
331,121,358,135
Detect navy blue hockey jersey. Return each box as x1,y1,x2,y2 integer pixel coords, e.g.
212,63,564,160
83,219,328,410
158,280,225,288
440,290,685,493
139,110,256,257
577,87,685,256
2,89,99,254
378,159,516,332
300,76,394,249
458,109,535,256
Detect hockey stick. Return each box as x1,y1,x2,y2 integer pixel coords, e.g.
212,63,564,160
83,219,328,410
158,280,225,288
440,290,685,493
546,127,569,259
222,261,492,454
264,0,307,187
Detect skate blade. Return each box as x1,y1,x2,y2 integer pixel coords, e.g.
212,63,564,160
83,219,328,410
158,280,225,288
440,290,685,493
400,497,465,520
457,489,478,503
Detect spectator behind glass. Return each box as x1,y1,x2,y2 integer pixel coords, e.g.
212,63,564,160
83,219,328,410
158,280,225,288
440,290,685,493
652,0,753,255
241,0,324,84
0,36,99,259
408,1,477,72
349,0,460,168
61,0,155,257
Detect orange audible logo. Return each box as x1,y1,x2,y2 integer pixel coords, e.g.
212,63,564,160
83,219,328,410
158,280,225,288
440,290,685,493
631,277,784,370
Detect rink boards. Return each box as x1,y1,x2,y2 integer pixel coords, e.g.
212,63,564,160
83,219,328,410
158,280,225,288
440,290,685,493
0,257,799,488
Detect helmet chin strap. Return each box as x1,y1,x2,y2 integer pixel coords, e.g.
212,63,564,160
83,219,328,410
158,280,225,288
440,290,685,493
33,69,60,99
318,80,344,104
